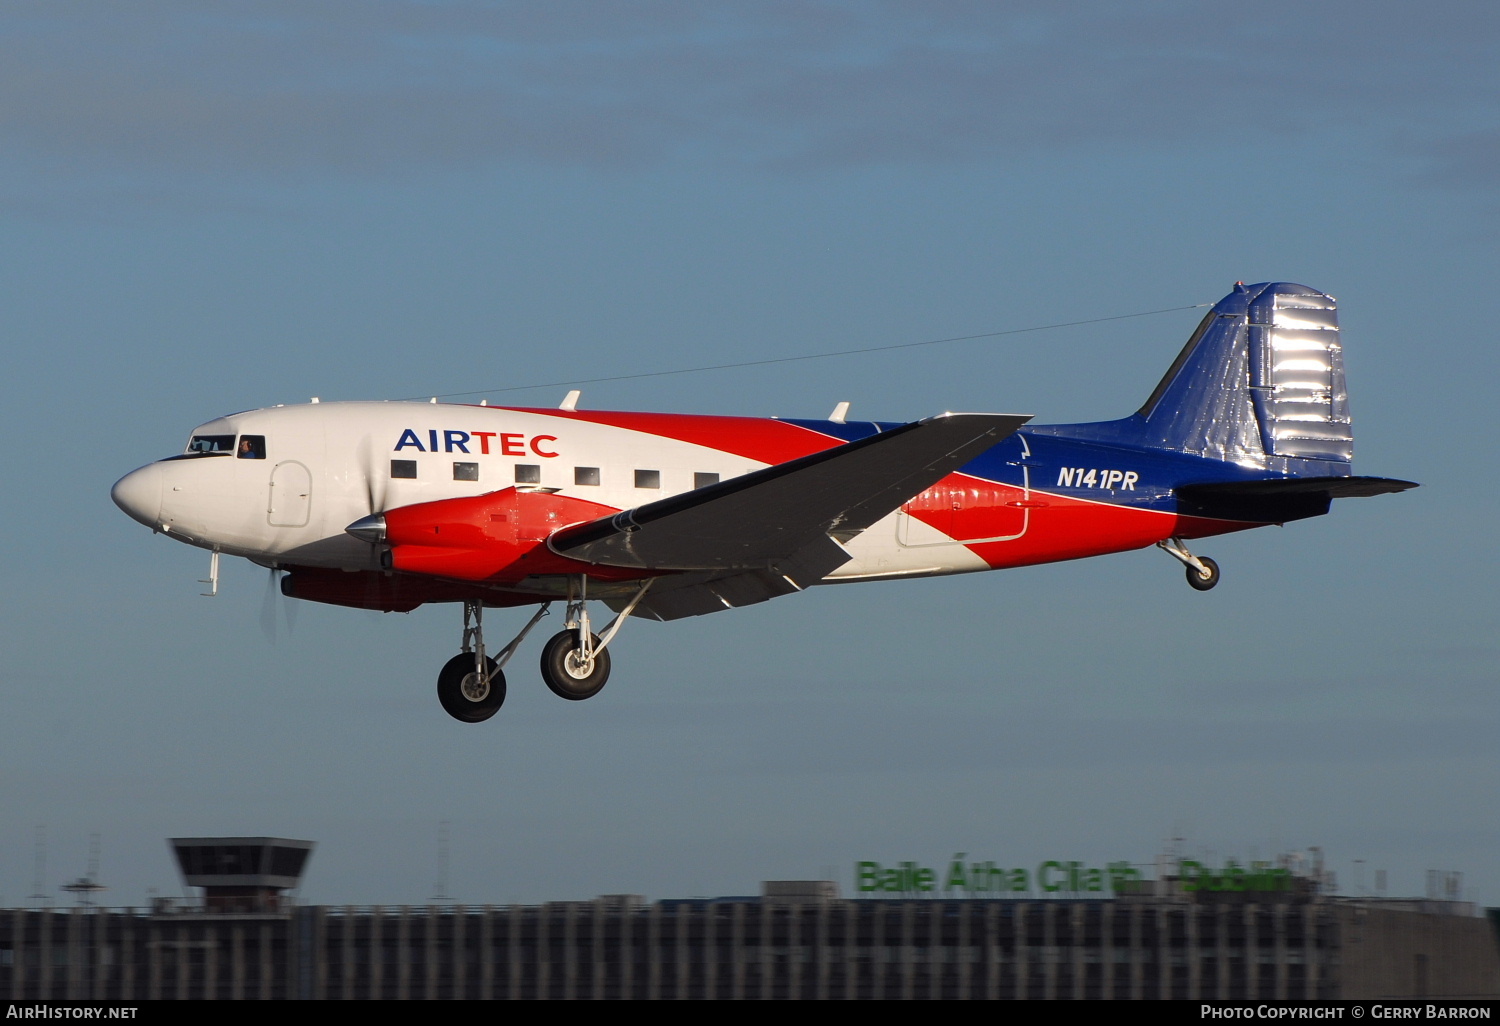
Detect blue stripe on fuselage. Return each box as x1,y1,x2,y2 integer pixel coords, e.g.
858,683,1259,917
781,417,1321,518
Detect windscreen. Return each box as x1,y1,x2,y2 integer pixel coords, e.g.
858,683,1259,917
188,434,236,453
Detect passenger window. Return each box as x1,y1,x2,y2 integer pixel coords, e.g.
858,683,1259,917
575,467,600,486
391,460,417,479
635,469,661,489
188,434,235,454
694,472,719,489
237,435,266,460
453,462,478,481
515,464,541,485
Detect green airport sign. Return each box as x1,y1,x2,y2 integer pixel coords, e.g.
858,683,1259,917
855,855,1292,896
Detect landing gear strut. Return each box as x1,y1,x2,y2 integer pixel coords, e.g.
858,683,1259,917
539,576,653,701
436,600,551,723
1158,537,1220,591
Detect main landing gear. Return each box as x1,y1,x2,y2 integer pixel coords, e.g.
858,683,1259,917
436,601,520,723
1158,537,1220,591
436,578,653,723
437,650,502,722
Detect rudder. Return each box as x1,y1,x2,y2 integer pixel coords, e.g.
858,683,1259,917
1243,285,1350,462
1135,281,1352,468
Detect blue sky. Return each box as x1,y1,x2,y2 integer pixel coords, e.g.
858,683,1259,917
1,1,1495,907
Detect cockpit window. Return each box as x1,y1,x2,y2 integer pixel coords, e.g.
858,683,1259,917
188,434,235,454
237,435,266,460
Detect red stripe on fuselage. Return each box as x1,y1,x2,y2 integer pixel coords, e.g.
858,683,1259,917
491,408,1265,569
497,408,842,464
902,477,1265,569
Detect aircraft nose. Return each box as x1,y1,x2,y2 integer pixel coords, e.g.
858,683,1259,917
111,463,164,528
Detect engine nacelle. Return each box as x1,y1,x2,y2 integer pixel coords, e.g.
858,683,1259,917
280,565,539,612
379,487,635,583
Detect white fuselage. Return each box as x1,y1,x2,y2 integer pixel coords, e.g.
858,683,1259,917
111,402,989,585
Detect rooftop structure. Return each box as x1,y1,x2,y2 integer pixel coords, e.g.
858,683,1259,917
167,837,313,914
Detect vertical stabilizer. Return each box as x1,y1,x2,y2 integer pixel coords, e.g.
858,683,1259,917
1033,282,1353,474
1135,293,1263,463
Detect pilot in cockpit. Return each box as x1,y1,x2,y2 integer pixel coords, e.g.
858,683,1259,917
237,436,266,459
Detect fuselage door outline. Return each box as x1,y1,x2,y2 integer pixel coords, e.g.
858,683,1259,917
896,435,1031,547
268,460,313,528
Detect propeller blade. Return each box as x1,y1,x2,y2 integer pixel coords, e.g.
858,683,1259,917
282,586,299,636
356,435,386,516
259,567,279,643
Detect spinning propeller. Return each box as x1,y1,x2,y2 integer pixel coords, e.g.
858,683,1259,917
347,435,389,545
259,565,298,642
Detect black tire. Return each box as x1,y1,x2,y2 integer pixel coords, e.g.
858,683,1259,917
1186,556,1220,592
437,653,506,722
540,630,611,701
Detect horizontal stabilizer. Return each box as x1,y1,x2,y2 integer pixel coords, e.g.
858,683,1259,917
1176,475,1418,523
550,412,1029,581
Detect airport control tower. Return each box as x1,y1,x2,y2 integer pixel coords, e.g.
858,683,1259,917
169,837,314,913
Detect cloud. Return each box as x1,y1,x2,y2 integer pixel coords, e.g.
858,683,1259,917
0,1,1496,178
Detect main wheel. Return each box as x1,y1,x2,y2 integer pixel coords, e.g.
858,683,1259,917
540,630,611,701
437,653,506,722
1186,556,1220,592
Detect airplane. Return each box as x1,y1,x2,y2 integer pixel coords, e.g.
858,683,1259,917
112,281,1416,723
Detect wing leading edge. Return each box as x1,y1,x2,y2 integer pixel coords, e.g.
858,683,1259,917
550,412,1030,620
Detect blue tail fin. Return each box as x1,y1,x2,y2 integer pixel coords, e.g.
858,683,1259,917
1035,282,1353,474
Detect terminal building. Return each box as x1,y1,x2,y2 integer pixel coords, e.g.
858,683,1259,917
2,838,1497,1000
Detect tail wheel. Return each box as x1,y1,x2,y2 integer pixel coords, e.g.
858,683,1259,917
1186,556,1220,592
540,630,611,701
437,653,505,722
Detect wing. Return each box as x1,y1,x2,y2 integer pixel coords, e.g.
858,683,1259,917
550,412,1030,620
